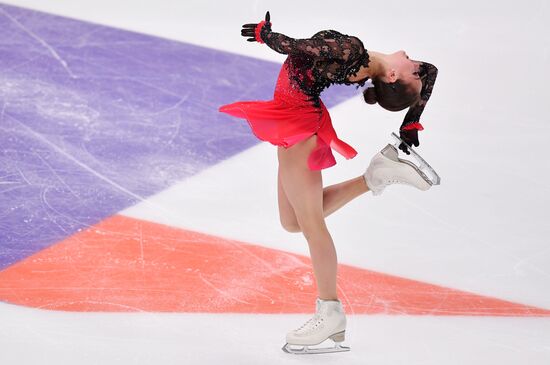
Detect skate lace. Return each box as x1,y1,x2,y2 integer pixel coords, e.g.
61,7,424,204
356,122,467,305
296,314,324,334
386,179,402,184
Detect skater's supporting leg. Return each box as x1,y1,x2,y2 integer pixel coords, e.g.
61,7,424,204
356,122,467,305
278,173,369,233
277,167,301,233
277,135,338,301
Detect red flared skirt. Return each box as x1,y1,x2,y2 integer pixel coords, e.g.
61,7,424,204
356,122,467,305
219,61,357,170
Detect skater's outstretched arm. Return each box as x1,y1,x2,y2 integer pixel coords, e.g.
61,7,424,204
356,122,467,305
241,11,365,62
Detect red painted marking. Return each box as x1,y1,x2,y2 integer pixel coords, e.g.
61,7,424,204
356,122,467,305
0,215,548,315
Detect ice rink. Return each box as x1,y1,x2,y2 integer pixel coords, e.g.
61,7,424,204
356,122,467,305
1,0,549,364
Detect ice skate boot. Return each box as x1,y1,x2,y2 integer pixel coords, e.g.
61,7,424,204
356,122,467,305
364,133,441,196
282,299,350,354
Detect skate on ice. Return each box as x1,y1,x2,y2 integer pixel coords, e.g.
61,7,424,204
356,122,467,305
282,299,350,355
364,132,441,196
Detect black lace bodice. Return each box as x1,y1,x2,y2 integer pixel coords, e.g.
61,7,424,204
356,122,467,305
260,28,370,106
401,62,438,128
258,25,436,127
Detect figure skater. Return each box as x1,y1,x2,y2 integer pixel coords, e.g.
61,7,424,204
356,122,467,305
219,11,438,354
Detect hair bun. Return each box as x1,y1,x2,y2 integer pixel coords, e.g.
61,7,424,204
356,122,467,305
363,87,378,105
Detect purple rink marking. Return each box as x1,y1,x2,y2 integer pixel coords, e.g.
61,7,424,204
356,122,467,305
0,3,359,270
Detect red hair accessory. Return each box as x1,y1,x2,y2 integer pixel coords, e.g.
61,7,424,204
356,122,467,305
255,21,267,43
402,122,424,131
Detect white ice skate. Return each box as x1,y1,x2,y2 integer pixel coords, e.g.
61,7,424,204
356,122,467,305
282,299,350,355
364,133,441,196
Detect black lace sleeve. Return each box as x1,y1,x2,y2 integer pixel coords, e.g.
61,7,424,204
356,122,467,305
260,27,362,62
401,62,438,129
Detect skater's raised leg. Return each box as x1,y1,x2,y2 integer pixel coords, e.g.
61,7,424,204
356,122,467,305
279,143,432,234
322,176,370,217
278,169,369,233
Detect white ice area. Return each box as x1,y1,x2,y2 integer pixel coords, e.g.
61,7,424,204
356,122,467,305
2,0,550,364
2,302,550,365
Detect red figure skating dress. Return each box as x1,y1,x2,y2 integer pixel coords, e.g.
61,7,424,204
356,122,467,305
219,29,371,170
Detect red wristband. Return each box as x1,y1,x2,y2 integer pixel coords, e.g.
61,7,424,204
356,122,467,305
255,21,267,43
402,122,424,131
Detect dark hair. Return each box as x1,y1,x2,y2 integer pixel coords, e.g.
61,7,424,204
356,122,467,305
363,79,419,112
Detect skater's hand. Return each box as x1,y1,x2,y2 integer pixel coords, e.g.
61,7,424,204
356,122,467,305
399,129,419,155
241,11,271,42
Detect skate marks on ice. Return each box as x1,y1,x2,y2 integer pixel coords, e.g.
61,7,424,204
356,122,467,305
0,3,359,271
0,214,549,315
1,301,550,365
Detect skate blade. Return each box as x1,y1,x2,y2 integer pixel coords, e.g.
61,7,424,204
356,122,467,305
282,342,350,355
282,332,350,355
389,133,441,186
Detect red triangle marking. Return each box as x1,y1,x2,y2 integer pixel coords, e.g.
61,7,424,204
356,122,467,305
0,215,548,315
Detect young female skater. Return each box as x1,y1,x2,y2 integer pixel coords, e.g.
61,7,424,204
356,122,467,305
219,12,438,353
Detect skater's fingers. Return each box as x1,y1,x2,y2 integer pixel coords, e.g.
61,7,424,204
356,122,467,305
265,11,270,22
242,31,256,39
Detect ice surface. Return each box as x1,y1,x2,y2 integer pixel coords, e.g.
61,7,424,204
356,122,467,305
1,302,550,365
